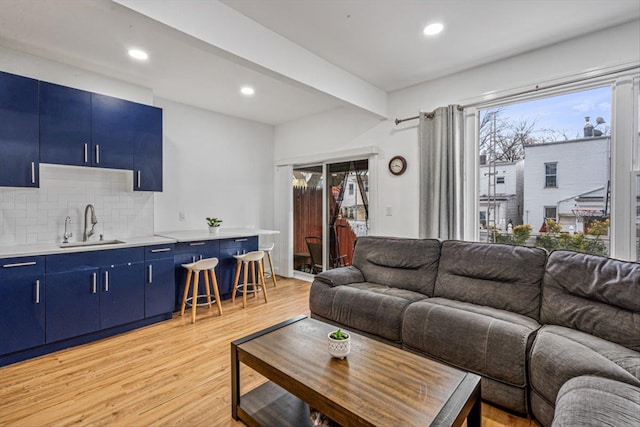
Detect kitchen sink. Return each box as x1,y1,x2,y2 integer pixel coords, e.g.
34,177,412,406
58,239,125,248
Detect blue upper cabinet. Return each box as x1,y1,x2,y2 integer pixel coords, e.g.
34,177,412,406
91,93,135,170
0,71,39,188
39,82,92,166
133,103,163,191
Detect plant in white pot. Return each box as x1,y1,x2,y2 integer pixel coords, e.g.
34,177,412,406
327,328,350,359
206,217,223,234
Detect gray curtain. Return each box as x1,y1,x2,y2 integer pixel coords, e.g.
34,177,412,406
418,105,465,240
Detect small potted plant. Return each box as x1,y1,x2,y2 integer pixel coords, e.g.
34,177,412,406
206,217,223,234
327,328,350,359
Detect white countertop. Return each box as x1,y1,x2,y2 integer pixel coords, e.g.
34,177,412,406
155,228,280,243
0,229,279,259
0,235,176,260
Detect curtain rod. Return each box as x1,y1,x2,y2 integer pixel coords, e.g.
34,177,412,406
394,64,639,126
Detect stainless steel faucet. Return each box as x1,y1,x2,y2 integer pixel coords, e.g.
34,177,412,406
83,204,98,241
63,216,72,243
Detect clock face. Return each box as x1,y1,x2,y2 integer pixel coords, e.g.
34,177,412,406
389,156,407,175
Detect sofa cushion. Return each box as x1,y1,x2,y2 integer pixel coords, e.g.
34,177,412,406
435,240,547,320
352,236,441,296
315,266,364,287
529,325,640,418
309,280,427,343
541,250,640,352
403,298,541,389
552,376,640,427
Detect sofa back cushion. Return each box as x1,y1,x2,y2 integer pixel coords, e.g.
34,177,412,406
352,236,441,296
435,240,547,320
541,250,640,352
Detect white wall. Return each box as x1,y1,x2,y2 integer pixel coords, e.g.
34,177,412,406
154,98,274,232
274,20,640,239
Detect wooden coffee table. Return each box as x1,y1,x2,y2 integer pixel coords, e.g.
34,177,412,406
231,315,481,426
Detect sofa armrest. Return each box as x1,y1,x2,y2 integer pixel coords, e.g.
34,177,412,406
315,266,364,287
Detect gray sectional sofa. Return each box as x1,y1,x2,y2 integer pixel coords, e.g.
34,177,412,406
309,236,640,426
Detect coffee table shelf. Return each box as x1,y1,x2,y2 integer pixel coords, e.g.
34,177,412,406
236,381,313,427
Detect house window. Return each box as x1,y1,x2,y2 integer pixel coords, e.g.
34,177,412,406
544,163,557,188
496,176,505,184
348,183,354,195
544,206,557,221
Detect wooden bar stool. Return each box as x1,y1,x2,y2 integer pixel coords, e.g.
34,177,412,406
259,242,277,287
180,257,223,323
231,251,268,308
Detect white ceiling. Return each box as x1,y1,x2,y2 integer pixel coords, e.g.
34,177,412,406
0,0,638,125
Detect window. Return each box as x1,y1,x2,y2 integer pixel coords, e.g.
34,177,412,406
544,163,557,188
348,183,354,195
476,86,613,256
544,206,557,221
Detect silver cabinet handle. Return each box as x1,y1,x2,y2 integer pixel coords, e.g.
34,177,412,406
104,270,109,292
191,256,196,263
95,145,100,164
150,248,171,253
35,279,40,304
92,272,97,294
235,238,248,242
84,143,88,163
31,162,35,184
148,264,153,283
137,170,141,188
189,242,205,246
199,255,203,260
3,261,37,268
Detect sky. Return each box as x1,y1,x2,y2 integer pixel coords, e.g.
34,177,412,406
481,86,611,140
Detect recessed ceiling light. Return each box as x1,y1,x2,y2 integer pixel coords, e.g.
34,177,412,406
423,23,444,36
240,86,255,96
128,48,149,61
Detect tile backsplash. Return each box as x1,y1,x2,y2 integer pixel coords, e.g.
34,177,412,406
0,164,154,247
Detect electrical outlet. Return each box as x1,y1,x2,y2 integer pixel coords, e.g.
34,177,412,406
179,211,185,222
386,206,393,216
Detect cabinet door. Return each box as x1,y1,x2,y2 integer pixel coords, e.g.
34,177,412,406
46,268,100,343
0,257,45,355
39,82,91,166
0,71,39,187
219,237,258,298
133,104,163,192
100,262,145,329
145,257,175,317
91,93,134,170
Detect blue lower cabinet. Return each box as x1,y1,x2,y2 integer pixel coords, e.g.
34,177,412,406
46,268,101,342
100,262,145,329
145,256,176,317
0,257,45,354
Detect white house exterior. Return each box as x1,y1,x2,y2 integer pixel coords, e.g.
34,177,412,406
523,136,609,232
479,160,524,229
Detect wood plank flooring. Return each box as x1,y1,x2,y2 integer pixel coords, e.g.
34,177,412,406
0,277,539,426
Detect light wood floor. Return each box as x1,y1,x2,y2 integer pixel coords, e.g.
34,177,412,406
0,277,539,426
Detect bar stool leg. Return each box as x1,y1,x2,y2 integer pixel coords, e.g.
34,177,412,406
232,260,242,302
210,269,223,316
180,269,192,317
203,269,213,309
242,261,249,308
266,251,277,287
258,260,268,303
250,261,257,299
191,272,199,324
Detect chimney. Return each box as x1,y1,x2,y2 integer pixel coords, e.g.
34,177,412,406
583,116,594,137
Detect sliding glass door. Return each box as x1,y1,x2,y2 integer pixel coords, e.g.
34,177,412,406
292,159,369,275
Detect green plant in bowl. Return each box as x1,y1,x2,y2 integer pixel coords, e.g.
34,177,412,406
206,217,223,227
329,329,349,340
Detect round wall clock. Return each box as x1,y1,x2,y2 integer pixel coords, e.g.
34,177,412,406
388,155,407,176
